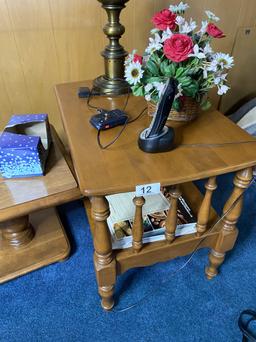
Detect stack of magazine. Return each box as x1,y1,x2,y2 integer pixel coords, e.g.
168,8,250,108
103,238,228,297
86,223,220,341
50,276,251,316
106,186,197,249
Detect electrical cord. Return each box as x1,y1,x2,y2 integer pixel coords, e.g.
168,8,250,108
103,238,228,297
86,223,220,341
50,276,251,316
87,80,131,113
87,82,148,149
111,178,255,313
97,107,147,150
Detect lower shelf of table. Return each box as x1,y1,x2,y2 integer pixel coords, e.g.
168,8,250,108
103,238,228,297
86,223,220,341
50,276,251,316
84,182,222,275
0,207,70,283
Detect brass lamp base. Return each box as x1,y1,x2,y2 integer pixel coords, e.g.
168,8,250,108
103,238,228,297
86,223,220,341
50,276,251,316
94,0,131,96
93,76,130,95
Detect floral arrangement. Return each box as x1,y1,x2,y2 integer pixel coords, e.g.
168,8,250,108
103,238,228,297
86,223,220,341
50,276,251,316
124,2,234,111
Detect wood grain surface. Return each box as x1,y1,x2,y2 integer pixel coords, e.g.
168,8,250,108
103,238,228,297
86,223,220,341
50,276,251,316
0,207,70,283
55,80,256,196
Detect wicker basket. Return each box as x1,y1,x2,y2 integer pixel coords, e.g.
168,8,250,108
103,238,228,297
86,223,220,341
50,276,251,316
147,97,199,122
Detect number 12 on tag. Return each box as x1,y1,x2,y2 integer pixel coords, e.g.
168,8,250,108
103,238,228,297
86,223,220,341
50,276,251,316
135,183,161,197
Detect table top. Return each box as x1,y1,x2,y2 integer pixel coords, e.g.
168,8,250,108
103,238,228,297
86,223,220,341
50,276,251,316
55,80,256,196
0,128,80,221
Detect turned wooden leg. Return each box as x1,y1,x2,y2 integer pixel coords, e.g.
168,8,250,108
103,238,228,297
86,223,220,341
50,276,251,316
91,196,116,311
205,168,253,280
196,177,217,236
165,185,181,243
0,215,34,249
132,196,145,253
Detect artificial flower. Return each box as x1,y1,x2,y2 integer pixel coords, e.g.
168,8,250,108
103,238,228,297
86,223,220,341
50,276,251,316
217,84,230,95
161,27,173,42
175,15,185,26
133,54,143,64
170,2,189,13
145,83,153,92
213,53,234,69
179,18,197,34
145,33,163,54
203,42,213,55
189,44,206,59
152,9,177,30
214,73,228,85
124,61,144,85
206,23,225,38
124,50,136,66
164,34,193,62
199,20,208,35
174,83,183,100
153,81,166,96
124,4,233,106
205,10,220,22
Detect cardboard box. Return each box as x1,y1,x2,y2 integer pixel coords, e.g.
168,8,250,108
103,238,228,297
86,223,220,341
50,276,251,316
0,114,52,178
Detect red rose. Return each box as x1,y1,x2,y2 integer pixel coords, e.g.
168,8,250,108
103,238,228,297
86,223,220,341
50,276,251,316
152,9,177,31
206,23,225,38
133,54,143,64
163,34,193,63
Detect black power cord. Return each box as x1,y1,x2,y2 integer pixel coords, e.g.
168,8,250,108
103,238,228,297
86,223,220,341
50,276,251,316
96,107,147,150
86,82,147,150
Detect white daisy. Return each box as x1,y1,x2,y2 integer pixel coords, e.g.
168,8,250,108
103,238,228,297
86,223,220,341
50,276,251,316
161,27,173,42
217,84,230,95
213,53,234,70
170,2,189,13
125,61,144,85
205,10,220,22
179,18,197,34
145,33,163,54
189,44,206,59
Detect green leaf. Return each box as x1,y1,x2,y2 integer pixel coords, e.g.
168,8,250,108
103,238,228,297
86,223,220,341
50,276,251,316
144,76,163,84
131,85,144,97
151,52,161,65
160,60,169,75
175,67,186,78
177,76,192,87
146,59,159,76
182,80,199,97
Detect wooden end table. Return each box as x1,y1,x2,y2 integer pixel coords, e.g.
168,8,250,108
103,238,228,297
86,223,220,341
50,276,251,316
55,80,256,310
0,128,81,283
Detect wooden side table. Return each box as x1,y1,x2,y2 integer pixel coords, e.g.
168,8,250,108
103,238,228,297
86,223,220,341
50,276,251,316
0,128,81,283
55,80,256,310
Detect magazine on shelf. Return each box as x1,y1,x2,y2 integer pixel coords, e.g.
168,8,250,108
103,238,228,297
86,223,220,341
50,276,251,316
106,186,197,249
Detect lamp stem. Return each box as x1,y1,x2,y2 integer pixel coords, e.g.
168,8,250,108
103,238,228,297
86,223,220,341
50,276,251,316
94,0,130,95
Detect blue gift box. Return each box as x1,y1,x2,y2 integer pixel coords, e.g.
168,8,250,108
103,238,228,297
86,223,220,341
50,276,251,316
0,114,52,178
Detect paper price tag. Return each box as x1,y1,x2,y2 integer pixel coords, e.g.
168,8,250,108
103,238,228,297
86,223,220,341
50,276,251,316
135,183,161,197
